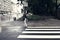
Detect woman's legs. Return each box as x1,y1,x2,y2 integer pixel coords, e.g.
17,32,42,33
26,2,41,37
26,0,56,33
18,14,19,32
24,18,28,27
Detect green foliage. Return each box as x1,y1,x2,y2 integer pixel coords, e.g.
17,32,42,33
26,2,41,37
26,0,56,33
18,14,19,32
27,15,41,20
28,0,56,16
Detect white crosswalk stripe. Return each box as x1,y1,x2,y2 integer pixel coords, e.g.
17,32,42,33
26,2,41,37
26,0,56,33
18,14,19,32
17,26,60,39
25,28,60,30
22,31,60,34
0,27,2,33
27,26,60,28
17,35,60,38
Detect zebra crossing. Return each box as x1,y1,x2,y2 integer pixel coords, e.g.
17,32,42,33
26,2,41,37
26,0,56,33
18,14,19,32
17,26,60,39
0,27,2,33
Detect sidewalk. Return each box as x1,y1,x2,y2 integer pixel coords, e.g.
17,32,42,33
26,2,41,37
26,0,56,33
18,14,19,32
0,21,24,27
0,18,60,27
27,18,60,26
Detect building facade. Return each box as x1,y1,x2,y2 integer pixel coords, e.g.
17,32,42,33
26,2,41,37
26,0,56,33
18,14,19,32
0,0,28,22
0,0,13,22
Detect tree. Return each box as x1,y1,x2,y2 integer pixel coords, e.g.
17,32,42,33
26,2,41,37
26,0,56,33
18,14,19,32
28,0,56,16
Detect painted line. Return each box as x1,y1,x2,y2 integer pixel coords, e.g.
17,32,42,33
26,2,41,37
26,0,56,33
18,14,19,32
27,26,60,28
0,27,1,33
25,28,60,30
17,35,60,38
22,31,60,33
6,26,22,28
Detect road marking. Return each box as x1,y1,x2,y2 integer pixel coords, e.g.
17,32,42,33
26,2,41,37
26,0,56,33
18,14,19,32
17,35,60,38
6,26,22,28
22,31,60,33
0,27,1,33
25,28,60,30
6,26,23,32
27,26,60,28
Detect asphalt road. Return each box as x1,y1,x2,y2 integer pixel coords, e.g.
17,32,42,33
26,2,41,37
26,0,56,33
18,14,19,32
0,21,24,40
0,19,60,40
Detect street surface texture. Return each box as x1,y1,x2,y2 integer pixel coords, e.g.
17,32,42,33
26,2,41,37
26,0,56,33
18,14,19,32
28,18,60,26
0,18,60,40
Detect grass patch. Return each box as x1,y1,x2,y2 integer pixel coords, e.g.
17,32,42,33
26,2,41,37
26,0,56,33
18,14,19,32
27,15,41,21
